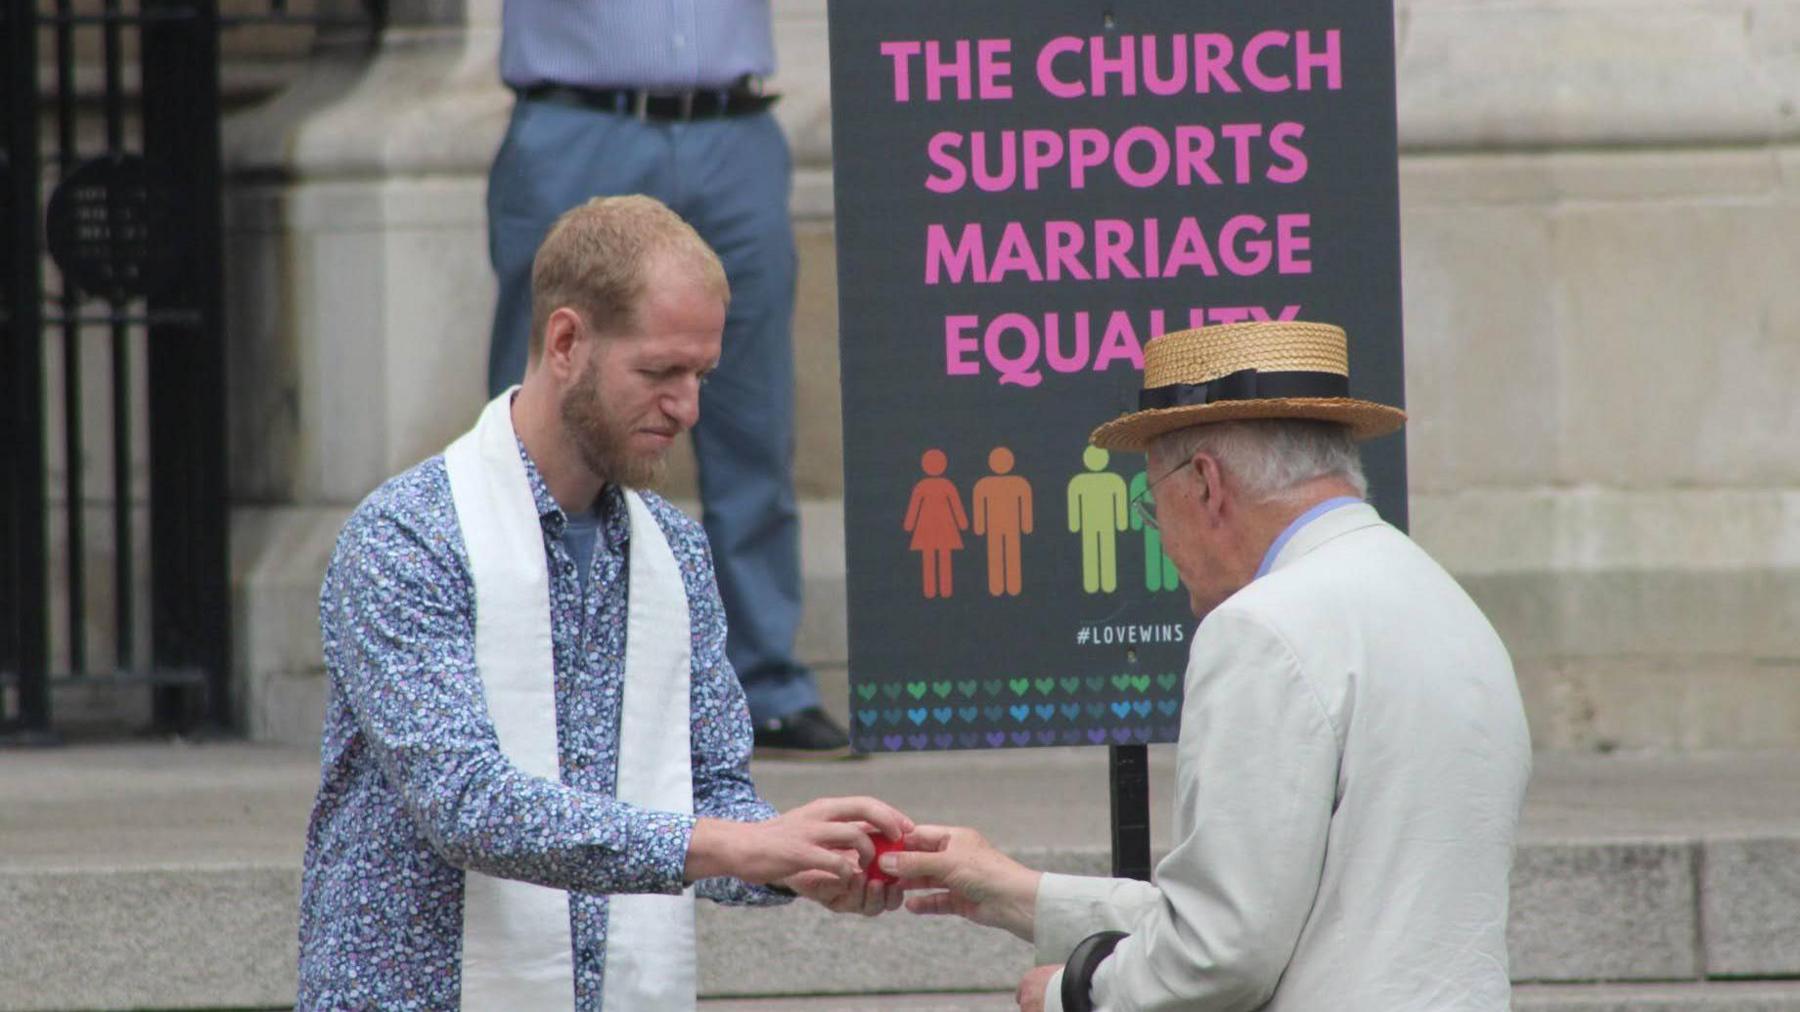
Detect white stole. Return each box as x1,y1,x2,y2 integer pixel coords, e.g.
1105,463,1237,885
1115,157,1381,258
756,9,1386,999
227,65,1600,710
446,390,698,1011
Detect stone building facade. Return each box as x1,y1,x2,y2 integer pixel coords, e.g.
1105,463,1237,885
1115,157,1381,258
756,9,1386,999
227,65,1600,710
223,0,1800,750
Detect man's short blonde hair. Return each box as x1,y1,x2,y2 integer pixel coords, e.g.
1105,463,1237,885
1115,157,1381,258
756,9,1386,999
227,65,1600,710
528,195,729,357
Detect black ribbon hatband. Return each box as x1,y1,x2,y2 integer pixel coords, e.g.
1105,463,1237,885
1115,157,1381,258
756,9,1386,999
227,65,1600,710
1138,368,1348,411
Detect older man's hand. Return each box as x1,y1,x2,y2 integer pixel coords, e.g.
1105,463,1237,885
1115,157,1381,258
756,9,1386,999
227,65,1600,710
1016,964,1059,1012
878,824,1043,942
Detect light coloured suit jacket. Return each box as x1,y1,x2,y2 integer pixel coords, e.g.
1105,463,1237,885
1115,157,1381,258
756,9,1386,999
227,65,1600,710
1036,503,1532,1011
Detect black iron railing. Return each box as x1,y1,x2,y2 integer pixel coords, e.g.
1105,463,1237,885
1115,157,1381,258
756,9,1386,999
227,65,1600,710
4,0,53,741
1,0,377,741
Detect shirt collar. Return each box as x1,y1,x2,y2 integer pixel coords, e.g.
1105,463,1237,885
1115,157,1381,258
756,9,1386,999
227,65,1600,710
1255,496,1365,580
596,485,629,552
517,437,632,552
516,437,566,530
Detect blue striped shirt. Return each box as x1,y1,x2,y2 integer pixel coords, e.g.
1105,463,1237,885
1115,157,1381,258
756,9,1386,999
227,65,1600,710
501,0,776,91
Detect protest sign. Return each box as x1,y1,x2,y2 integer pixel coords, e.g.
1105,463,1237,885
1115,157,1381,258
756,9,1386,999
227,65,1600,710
829,0,1405,752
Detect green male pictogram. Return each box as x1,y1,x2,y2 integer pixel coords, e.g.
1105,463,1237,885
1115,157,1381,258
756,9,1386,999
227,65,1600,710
1129,470,1181,592
1066,446,1129,593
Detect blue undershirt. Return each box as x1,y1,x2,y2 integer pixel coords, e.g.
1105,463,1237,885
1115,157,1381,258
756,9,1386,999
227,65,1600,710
562,506,604,598
1256,497,1364,579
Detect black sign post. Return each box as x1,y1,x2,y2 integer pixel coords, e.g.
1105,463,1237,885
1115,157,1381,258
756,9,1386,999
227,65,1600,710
828,0,1404,878
1109,743,1152,880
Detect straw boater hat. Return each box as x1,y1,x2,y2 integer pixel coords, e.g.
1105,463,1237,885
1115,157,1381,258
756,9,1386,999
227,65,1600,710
1089,321,1406,452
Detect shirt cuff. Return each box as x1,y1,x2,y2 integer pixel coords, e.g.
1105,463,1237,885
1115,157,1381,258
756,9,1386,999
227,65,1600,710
752,881,798,905
625,809,698,894
693,875,797,906
1034,872,1128,964
1044,967,1067,1012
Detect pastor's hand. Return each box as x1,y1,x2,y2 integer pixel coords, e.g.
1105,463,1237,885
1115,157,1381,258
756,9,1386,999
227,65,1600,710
1016,964,1059,1012
880,824,1042,941
783,868,907,916
685,796,914,886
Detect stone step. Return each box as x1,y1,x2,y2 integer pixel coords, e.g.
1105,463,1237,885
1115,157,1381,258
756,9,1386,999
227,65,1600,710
701,997,1011,1011
2,747,1798,1010
1511,982,1800,1011
699,983,1800,1011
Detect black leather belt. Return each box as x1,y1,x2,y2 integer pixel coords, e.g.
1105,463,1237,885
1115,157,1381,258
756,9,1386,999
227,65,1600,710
518,78,778,121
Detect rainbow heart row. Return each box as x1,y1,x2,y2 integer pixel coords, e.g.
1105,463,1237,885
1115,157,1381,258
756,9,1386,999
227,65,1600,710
853,673,1181,703
855,699,1180,728
857,726,1180,751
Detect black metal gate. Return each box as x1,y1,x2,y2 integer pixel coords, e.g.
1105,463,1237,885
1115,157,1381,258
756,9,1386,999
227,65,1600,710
1,0,373,740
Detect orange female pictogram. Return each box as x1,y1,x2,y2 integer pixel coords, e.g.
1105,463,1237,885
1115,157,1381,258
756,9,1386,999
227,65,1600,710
903,448,969,599
972,447,1033,596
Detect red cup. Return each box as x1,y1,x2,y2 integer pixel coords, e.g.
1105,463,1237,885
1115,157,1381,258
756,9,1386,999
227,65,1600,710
865,833,905,884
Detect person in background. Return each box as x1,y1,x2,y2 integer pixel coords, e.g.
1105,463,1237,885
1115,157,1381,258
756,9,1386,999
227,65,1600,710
485,0,850,757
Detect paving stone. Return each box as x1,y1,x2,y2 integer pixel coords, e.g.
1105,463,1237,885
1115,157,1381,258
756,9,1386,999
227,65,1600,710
1703,837,1800,977
0,867,300,1012
698,846,1108,995
1513,981,1800,1011
1509,841,1699,981
701,995,1012,1011
699,900,1033,995
707,985,1800,1011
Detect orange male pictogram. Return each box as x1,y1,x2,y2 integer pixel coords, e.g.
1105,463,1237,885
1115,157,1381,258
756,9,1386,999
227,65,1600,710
903,448,969,599
971,447,1034,596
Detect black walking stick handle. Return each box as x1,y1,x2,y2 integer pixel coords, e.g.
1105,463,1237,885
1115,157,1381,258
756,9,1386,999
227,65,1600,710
1061,930,1129,1012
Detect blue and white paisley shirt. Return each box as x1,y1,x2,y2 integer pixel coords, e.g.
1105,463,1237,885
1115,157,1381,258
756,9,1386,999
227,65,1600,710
299,441,785,1010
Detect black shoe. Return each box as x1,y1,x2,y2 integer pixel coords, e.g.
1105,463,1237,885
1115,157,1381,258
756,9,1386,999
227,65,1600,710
753,706,859,760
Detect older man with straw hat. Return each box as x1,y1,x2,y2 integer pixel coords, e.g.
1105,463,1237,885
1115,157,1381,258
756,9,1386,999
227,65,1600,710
883,321,1533,1011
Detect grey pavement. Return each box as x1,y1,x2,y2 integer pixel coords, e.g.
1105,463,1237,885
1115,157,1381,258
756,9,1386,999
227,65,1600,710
700,996,1012,1011
5,742,1800,1010
697,986,1800,1012
5,741,1799,871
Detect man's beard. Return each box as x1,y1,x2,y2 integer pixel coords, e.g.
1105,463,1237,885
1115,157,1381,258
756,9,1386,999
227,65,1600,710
559,360,666,490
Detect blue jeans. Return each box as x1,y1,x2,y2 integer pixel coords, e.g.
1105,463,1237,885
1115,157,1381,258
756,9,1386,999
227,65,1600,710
486,97,818,724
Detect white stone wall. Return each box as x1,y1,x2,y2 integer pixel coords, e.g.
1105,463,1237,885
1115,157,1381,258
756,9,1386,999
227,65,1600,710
1403,147,1800,748
1387,0,1800,747
221,0,1800,748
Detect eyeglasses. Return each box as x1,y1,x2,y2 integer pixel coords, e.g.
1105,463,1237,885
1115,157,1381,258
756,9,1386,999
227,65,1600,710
1131,459,1193,531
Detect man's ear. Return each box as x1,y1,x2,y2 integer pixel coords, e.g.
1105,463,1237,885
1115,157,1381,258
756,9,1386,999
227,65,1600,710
1192,452,1224,520
541,307,587,379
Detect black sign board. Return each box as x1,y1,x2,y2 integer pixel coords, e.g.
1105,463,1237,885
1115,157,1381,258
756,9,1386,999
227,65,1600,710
829,0,1406,754
46,154,182,303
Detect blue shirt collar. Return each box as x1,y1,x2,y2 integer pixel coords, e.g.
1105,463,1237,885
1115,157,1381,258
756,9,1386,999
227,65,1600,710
1255,496,1365,579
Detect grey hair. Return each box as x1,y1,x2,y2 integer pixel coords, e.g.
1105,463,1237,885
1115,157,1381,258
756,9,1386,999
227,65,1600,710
1147,419,1368,503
